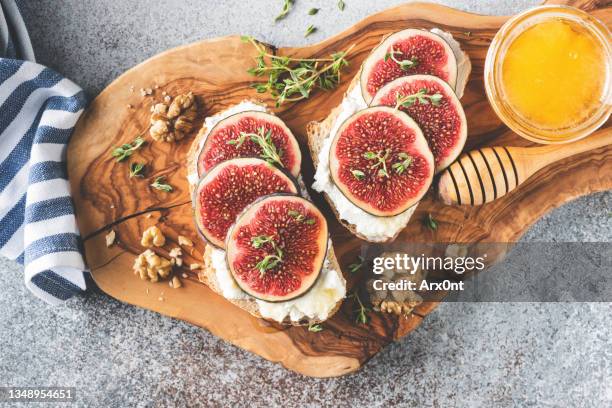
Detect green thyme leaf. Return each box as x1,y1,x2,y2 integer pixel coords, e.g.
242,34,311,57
308,8,319,15
308,323,323,332
255,254,282,276
129,162,145,178
395,88,443,110
251,235,273,249
150,176,173,192
228,127,284,168
385,48,418,71
275,0,293,22
289,209,316,225
338,0,346,11
364,149,391,178
351,291,370,325
348,256,364,274
253,236,284,277
305,24,317,38
112,137,145,162
351,169,365,180
426,213,438,231
392,152,413,175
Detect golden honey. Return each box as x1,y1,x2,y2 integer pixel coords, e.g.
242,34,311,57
485,6,612,144
502,19,606,132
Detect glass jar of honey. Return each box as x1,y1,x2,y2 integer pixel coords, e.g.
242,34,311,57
485,6,611,144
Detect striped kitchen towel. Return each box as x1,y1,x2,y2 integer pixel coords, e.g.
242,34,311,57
0,0,88,304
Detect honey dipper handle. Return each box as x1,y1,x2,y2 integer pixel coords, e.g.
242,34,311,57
438,146,521,205
438,128,612,206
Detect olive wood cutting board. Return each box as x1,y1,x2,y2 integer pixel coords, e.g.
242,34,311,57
67,0,611,377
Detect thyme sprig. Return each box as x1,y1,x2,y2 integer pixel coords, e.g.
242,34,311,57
348,256,364,274
308,8,319,15
425,213,438,231
384,49,419,71
392,152,413,175
337,0,346,11
308,323,323,332
252,235,284,277
129,162,145,178
288,210,315,225
242,36,354,107
395,88,443,110
112,136,145,162
275,0,293,22
227,126,284,168
150,176,173,192
251,235,273,249
350,291,370,324
364,149,391,178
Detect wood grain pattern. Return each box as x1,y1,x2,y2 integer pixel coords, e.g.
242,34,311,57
67,1,611,377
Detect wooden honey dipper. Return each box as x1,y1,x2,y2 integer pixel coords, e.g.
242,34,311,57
438,128,612,206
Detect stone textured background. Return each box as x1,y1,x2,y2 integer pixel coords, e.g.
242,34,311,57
2,1,610,406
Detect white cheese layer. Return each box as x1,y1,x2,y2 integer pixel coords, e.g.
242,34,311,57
211,243,345,323
312,85,417,242
186,100,268,186
430,28,471,99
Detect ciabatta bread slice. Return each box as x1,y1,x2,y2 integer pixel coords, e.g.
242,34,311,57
188,100,346,326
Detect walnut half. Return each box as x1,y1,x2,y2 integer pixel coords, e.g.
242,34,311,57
141,226,165,248
149,92,197,142
133,249,172,282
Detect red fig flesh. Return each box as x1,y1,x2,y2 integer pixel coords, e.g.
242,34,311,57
197,111,302,177
226,195,328,302
371,75,467,172
360,29,458,104
329,107,434,217
194,158,299,249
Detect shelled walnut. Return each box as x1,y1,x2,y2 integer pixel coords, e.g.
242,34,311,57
141,226,165,248
149,92,197,142
366,252,427,317
133,249,172,282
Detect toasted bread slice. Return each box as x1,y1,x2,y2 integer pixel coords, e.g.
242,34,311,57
306,29,471,243
188,100,346,326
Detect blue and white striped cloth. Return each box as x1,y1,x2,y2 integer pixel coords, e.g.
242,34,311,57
1,0,88,304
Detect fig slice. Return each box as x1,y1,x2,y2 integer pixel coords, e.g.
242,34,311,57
197,111,302,177
371,75,467,172
329,106,435,217
226,195,328,302
360,29,458,104
193,157,299,249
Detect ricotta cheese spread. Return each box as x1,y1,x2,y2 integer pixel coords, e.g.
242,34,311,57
211,242,345,323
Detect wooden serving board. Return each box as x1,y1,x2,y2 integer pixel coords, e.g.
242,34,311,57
67,0,611,377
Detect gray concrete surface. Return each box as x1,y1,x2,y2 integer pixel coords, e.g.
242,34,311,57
1,0,611,407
